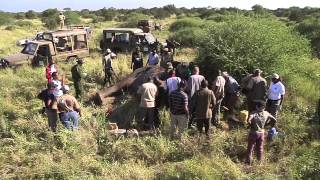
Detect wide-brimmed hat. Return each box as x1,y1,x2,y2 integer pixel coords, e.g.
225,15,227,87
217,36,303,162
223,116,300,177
222,71,228,77
254,68,263,74
106,48,112,53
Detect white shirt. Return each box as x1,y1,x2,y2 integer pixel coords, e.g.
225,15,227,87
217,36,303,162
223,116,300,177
213,75,226,99
148,53,159,65
52,80,63,97
165,76,181,95
268,81,285,100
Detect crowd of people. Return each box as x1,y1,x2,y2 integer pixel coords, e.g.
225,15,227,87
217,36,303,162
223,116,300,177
39,46,285,165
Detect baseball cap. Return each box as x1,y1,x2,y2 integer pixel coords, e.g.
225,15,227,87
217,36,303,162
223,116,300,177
272,73,280,79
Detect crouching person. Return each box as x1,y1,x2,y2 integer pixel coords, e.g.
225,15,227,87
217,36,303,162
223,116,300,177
58,85,82,130
246,101,276,165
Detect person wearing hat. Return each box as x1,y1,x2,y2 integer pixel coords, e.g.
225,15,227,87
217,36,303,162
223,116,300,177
131,47,144,71
103,49,117,87
160,47,173,69
59,12,65,29
71,58,85,100
58,85,82,129
246,69,267,112
169,80,189,140
266,73,285,118
146,49,159,66
246,101,277,165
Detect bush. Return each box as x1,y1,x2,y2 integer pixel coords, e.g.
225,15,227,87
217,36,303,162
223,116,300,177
41,9,59,29
169,27,204,47
169,18,204,32
0,12,14,26
196,15,311,79
121,13,150,28
64,11,81,25
14,20,33,27
25,10,37,19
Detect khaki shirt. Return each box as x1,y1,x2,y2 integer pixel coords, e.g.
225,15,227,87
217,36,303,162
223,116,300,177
192,87,216,119
58,94,81,112
247,76,267,101
137,82,157,108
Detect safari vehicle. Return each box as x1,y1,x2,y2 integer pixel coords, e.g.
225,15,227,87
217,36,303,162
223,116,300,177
0,29,90,68
137,20,154,33
100,28,157,54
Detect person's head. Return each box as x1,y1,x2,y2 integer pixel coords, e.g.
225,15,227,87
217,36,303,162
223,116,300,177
193,66,200,75
271,73,280,83
166,62,173,71
253,69,262,76
163,48,169,54
106,48,112,54
168,70,176,77
178,80,186,90
62,85,70,94
135,46,140,52
60,12,63,15
48,82,55,90
52,72,58,80
49,59,55,65
217,69,222,76
152,49,157,54
201,79,208,88
255,101,266,112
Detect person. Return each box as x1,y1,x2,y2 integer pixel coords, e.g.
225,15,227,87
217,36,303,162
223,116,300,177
165,70,181,95
169,81,189,139
45,60,57,84
166,39,180,55
58,85,82,130
246,101,277,165
51,72,64,98
246,69,268,112
266,73,285,118
187,66,205,99
137,77,158,130
44,82,58,132
212,70,226,125
131,47,144,71
160,48,173,69
59,12,65,29
103,49,117,87
158,62,173,81
222,72,241,121
71,58,85,100
146,49,159,66
191,80,216,137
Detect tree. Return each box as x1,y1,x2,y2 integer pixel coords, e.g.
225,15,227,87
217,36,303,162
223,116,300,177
0,12,14,26
25,10,37,19
41,9,59,29
64,11,81,25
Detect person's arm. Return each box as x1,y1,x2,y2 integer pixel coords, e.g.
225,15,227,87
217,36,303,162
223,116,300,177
267,112,277,127
211,91,216,109
146,54,150,66
184,96,189,118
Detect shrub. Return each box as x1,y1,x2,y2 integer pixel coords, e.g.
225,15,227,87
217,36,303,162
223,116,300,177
169,18,204,32
25,10,37,19
14,20,33,27
64,11,81,25
169,27,204,47
196,15,311,79
0,12,14,26
121,13,150,28
41,9,59,29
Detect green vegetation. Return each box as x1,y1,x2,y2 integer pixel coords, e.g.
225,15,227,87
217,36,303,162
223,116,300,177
0,5,319,179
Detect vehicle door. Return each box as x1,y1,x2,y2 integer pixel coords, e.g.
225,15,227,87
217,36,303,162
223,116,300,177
33,44,51,66
72,33,89,58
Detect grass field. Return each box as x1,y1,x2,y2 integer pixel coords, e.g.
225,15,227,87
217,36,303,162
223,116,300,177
0,17,319,179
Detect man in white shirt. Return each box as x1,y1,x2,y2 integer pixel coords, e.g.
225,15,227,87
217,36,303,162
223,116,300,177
146,49,159,66
187,66,205,98
165,70,181,95
267,73,285,118
137,77,158,130
212,70,226,125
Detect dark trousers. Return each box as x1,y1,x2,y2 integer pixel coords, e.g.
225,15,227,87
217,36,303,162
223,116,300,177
196,118,210,135
212,99,222,125
143,107,158,130
74,80,83,100
104,68,114,87
266,99,280,118
246,132,264,164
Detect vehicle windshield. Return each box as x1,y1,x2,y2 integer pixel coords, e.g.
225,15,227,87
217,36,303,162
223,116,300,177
21,43,38,55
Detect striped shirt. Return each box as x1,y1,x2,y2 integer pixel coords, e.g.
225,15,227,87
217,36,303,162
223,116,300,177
169,90,188,115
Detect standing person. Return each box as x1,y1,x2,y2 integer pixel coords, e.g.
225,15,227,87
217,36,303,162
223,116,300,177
58,85,82,130
146,49,159,66
169,81,189,139
187,66,205,99
59,12,65,29
222,72,241,121
191,80,216,137
71,59,85,100
165,70,181,95
160,48,173,69
246,69,268,112
131,47,143,71
166,39,180,55
45,60,57,84
103,50,117,87
266,73,285,118
212,70,226,125
246,101,277,165
44,82,58,132
137,77,158,130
